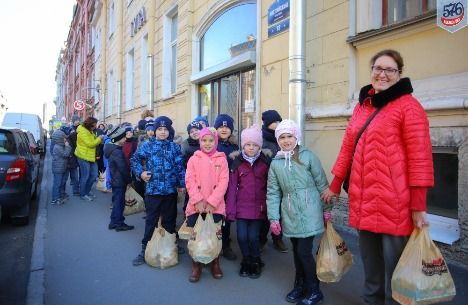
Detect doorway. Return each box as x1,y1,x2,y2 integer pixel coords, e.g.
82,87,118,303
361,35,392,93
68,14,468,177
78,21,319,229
199,68,256,137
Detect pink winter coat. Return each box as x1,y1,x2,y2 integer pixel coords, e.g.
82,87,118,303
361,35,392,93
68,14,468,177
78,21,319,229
185,150,229,217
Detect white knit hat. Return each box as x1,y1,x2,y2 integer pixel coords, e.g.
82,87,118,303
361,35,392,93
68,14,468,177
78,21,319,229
275,119,301,145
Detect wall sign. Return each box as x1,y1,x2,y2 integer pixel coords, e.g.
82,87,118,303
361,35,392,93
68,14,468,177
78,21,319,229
131,7,147,37
437,0,467,33
268,0,290,38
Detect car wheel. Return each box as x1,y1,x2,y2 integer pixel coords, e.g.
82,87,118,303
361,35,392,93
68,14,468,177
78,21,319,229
11,215,29,226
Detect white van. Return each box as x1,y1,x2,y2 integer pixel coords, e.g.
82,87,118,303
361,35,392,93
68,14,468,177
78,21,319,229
1,112,46,156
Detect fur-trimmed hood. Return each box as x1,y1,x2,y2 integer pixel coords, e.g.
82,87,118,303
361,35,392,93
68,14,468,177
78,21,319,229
359,77,413,108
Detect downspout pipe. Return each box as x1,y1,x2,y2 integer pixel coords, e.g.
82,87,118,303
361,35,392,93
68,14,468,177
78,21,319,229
288,0,306,144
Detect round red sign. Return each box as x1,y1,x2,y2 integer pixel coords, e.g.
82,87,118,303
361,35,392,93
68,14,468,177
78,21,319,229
73,100,85,111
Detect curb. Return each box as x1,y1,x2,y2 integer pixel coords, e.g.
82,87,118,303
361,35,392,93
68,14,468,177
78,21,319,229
26,150,51,305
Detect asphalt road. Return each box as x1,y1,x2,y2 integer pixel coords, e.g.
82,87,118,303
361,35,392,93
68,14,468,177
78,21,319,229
0,158,43,305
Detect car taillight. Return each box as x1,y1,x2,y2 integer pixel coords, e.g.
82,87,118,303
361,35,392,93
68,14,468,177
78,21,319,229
6,158,27,182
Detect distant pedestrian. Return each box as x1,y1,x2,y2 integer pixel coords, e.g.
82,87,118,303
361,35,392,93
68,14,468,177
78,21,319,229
75,117,104,201
51,129,72,205
130,115,186,266
192,115,209,128
137,120,155,148
267,119,331,305
260,109,288,253
104,126,134,232
214,113,238,261
185,127,229,282
226,124,270,278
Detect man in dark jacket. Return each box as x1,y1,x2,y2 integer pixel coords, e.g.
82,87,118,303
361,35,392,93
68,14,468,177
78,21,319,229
104,127,134,232
260,110,288,253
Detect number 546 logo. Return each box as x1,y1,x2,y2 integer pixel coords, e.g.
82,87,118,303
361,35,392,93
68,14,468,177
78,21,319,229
437,0,468,32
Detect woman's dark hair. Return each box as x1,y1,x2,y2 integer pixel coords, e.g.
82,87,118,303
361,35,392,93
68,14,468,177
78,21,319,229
83,117,98,130
370,49,404,72
98,123,106,129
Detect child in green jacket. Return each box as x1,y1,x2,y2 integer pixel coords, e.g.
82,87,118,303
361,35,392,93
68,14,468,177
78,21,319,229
267,119,331,305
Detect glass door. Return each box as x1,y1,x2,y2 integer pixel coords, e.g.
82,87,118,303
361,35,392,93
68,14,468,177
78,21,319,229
198,67,256,138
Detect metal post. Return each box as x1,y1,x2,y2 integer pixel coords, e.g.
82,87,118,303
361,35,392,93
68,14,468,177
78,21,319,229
288,0,306,145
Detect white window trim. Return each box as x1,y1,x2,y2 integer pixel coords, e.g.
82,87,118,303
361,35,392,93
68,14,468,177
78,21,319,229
106,71,114,117
162,5,178,98
141,34,148,106
109,1,115,38
125,49,134,111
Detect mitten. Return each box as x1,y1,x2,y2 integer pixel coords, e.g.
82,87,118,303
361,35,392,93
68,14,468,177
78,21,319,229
270,220,282,235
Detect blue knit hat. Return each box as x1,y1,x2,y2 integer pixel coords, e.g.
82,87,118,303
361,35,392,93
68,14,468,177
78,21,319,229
186,121,203,134
214,114,234,132
71,114,81,123
145,120,155,131
193,115,209,127
154,116,173,129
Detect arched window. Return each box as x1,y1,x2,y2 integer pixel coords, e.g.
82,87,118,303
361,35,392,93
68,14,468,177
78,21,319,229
200,3,256,70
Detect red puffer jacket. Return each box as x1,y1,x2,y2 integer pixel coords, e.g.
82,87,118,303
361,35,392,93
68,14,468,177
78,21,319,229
332,78,434,236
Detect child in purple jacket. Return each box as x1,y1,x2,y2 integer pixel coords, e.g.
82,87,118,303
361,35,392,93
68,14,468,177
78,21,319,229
226,124,271,279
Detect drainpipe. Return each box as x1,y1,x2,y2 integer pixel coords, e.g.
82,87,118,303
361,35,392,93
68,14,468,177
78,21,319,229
288,0,306,144
116,0,123,123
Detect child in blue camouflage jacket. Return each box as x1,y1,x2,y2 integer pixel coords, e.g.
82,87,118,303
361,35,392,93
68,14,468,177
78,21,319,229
130,115,186,266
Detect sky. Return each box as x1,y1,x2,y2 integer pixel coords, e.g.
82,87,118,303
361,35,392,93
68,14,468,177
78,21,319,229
0,0,76,126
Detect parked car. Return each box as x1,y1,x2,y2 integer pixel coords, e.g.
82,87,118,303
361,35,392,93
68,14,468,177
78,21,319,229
1,112,46,157
0,127,40,225
23,130,41,177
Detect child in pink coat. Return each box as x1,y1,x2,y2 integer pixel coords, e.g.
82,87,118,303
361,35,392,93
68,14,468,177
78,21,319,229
185,127,229,283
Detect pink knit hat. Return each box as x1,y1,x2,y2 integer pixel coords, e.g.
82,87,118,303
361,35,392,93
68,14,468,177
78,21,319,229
199,127,218,152
275,119,301,144
241,124,263,148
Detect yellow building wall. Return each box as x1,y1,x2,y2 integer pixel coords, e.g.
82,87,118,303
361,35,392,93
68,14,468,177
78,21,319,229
355,25,468,88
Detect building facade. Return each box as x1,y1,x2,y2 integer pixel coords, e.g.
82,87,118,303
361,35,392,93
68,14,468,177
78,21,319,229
59,0,468,264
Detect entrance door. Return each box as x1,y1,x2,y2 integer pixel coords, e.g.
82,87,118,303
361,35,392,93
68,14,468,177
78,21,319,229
199,68,256,137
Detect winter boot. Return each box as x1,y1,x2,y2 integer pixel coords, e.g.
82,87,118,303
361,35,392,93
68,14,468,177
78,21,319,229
210,257,223,279
132,245,146,266
239,256,250,277
249,256,262,279
189,259,202,283
286,277,305,303
296,285,323,305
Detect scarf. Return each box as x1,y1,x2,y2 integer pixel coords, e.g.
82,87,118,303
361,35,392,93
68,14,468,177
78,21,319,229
242,150,260,166
262,126,276,143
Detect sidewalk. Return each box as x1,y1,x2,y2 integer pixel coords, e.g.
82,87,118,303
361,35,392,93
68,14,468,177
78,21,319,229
28,151,468,305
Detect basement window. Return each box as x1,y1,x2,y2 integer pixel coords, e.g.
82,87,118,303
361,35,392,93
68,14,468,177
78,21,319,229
426,147,460,244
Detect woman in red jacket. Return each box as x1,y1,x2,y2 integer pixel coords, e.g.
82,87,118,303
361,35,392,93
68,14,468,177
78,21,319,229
321,49,434,305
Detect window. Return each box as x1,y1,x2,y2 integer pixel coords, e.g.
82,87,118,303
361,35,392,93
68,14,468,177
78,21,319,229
108,1,115,37
383,0,436,26
107,71,113,116
94,26,101,59
162,7,178,97
75,52,80,77
200,4,256,71
141,35,148,106
125,49,134,110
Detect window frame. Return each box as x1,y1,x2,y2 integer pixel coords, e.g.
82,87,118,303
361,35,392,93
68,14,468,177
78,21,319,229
125,49,135,111
382,0,436,26
162,5,178,98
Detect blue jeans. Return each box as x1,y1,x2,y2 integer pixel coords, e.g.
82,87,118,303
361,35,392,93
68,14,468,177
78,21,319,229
110,186,126,226
77,158,97,197
236,219,262,258
52,172,67,201
67,167,79,194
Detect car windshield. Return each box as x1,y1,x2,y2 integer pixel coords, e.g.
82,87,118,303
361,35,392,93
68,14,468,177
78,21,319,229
0,131,17,154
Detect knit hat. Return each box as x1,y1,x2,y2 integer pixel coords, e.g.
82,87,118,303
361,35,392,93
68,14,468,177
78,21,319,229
137,119,147,131
199,127,218,152
275,119,301,144
241,124,263,148
186,121,203,134
71,114,81,124
214,114,234,132
145,120,155,131
154,116,173,129
261,110,282,128
193,115,209,127
109,126,127,143
59,125,72,136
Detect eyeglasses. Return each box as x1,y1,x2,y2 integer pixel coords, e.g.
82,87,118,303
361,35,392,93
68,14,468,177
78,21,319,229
371,66,400,76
